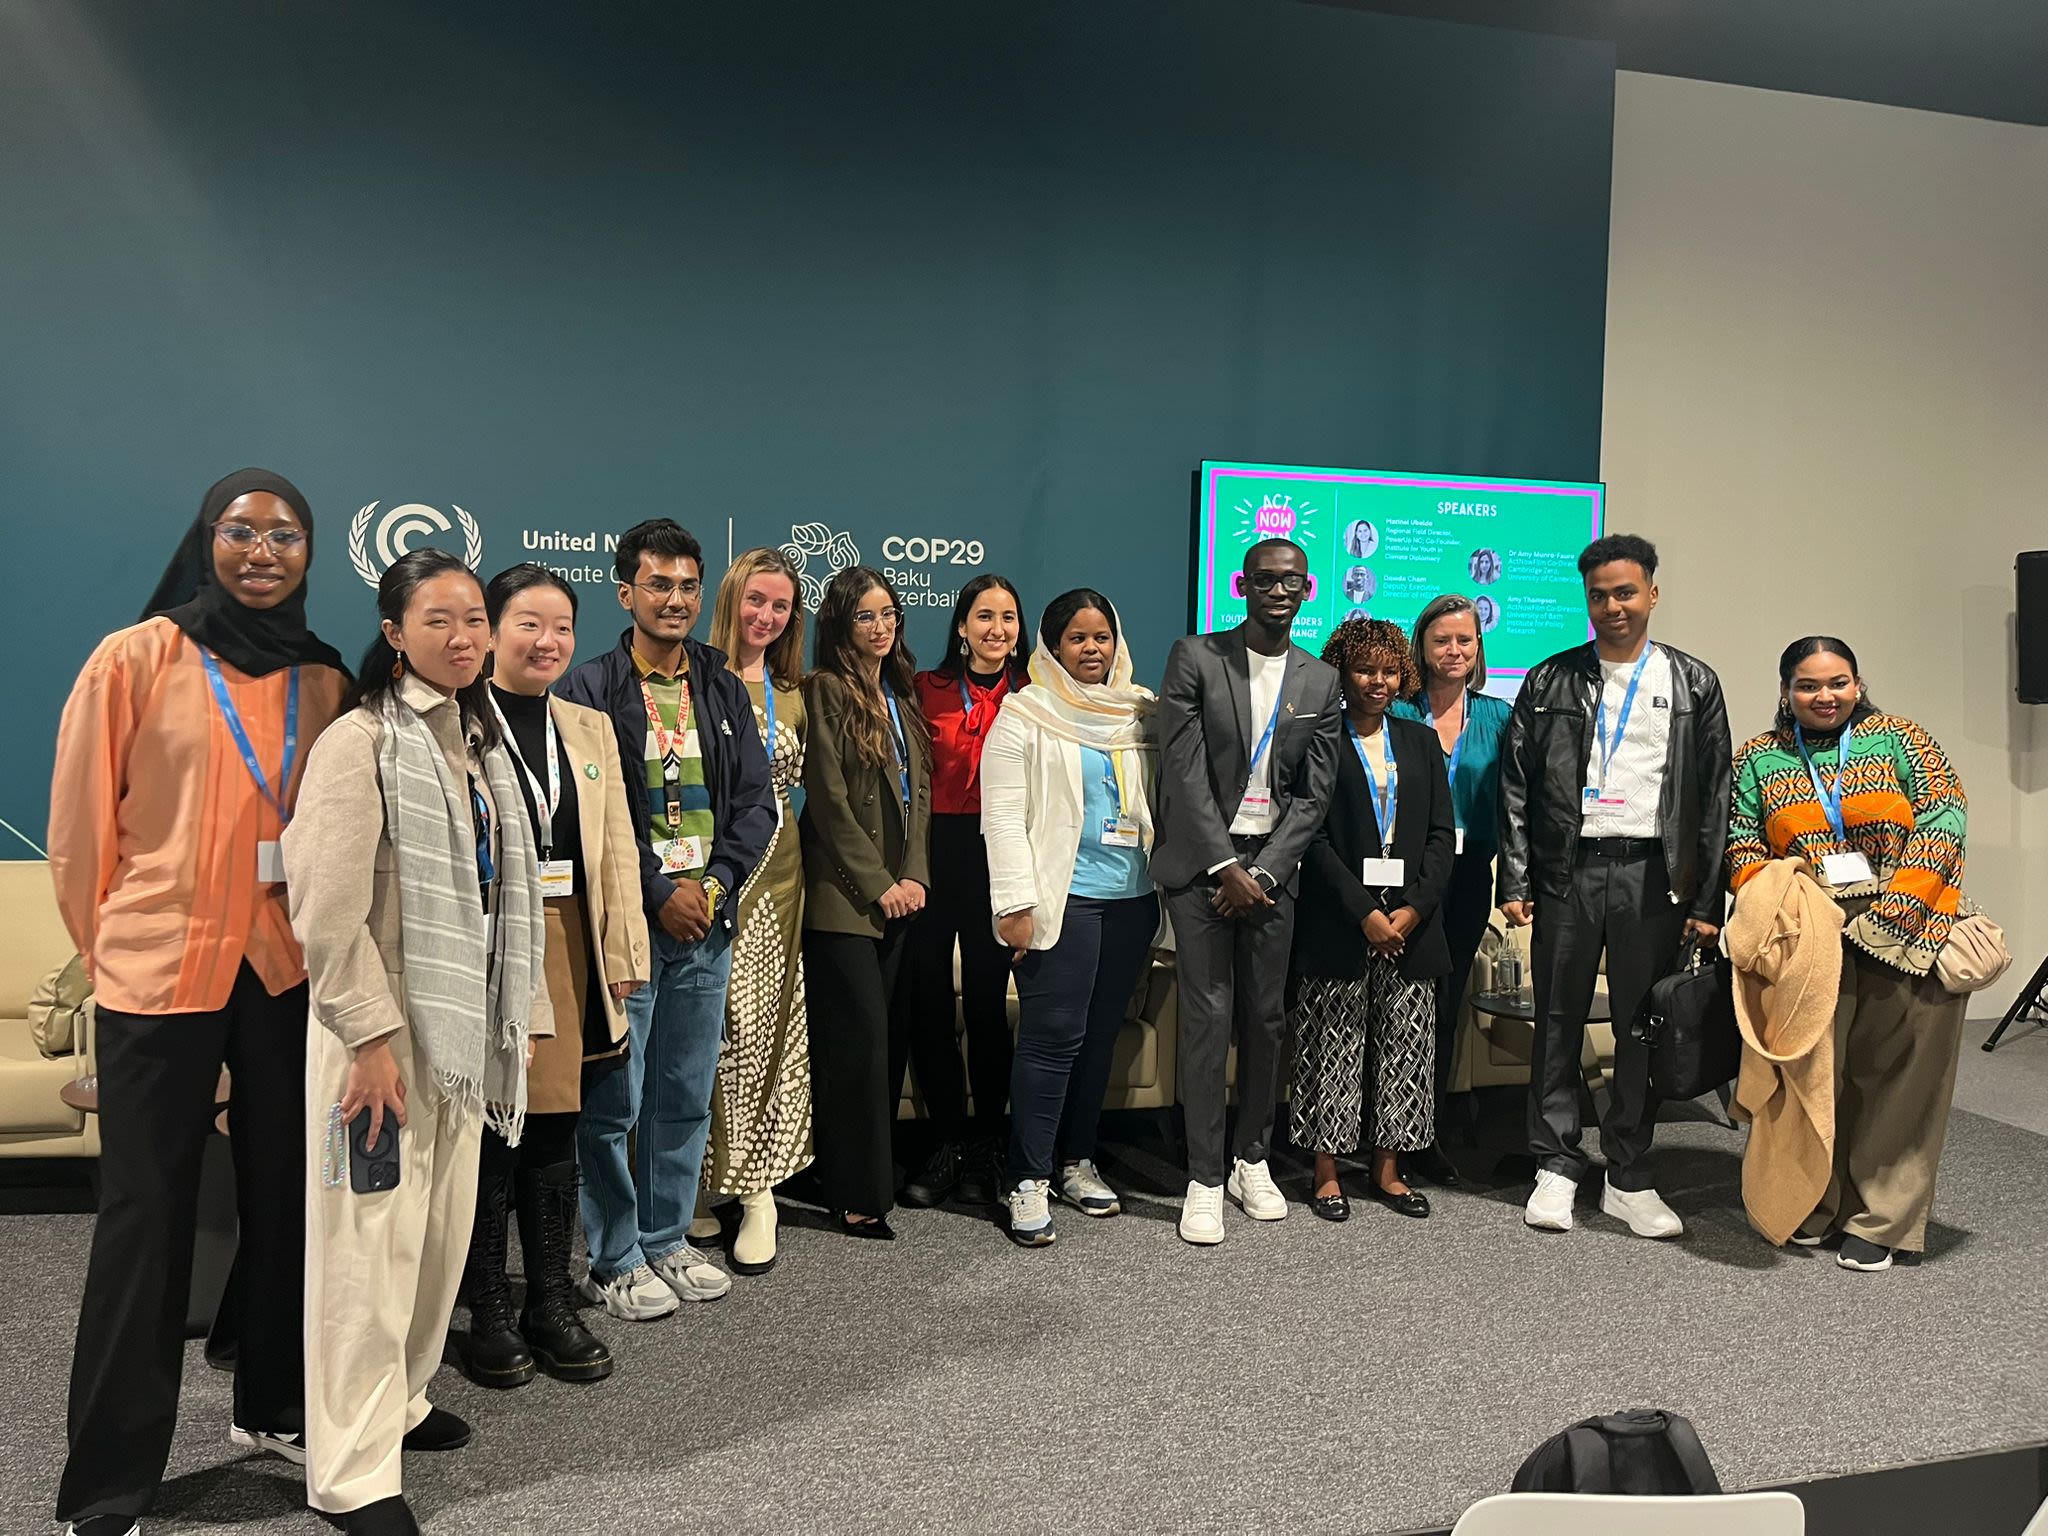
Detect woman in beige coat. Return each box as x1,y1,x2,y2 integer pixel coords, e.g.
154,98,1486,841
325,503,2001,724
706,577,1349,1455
458,564,648,1390
284,550,550,1536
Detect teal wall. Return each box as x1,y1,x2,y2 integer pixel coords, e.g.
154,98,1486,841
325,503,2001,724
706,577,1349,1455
0,0,1613,850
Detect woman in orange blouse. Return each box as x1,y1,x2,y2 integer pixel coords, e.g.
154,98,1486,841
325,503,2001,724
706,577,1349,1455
49,469,349,1536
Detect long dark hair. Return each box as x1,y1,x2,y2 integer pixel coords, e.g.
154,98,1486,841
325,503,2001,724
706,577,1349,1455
935,572,1031,684
1039,587,1118,653
811,566,929,769
341,548,500,750
1773,635,1879,741
486,561,579,625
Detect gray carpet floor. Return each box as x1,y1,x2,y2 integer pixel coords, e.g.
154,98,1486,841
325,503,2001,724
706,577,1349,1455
5,1023,2046,1534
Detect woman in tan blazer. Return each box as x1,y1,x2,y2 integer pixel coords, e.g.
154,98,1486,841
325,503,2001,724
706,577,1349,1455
800,566,932,1239
459,564,650,1390
283,550,550,1536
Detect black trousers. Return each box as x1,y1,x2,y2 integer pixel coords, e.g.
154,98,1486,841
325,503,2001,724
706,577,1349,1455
1527,845,1688,1192
1007,892,1158,1184
1434,853,1497,1102
479,1111,580,1181
898,814,1013,1139
59,965,307,1525
803,924,911,1215
1165,858,1296,1187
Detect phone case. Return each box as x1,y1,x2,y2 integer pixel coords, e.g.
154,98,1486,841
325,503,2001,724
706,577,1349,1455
348,1107,402,1193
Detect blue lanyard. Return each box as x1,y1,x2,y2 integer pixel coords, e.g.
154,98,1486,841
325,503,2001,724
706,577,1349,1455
1248,682,1285,775
1795,719,1853,843
200,650,299,824
469,779,497,890
760,677,778,752
883,686,911,807
1345,718,1398,841
1425,690,1468,829
1593,646,1653,788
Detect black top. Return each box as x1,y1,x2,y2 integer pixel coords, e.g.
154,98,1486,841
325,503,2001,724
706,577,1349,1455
1292,713,1456,983
491,684,608,1055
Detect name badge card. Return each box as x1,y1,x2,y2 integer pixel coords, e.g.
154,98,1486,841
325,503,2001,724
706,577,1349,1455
655,836,707,875
539,859,576,898
257,840,286,884
1582,786,1627,814
1455,828,1465,855
1239,788,1273,817
1101,818,1141,849
1821,851,1875,886
1361,857,1405,887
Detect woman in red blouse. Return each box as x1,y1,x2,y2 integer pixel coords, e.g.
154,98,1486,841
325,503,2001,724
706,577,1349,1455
898,574,1030,1207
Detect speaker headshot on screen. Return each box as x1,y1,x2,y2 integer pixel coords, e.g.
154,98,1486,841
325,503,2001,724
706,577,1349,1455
1469,548,1501,586
1345,607,1371,623
1474,594,1501,632
1344,566,1377,604
1345,519,1379,559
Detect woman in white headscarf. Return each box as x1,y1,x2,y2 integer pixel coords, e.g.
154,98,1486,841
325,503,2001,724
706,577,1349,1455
979,589,1159,1248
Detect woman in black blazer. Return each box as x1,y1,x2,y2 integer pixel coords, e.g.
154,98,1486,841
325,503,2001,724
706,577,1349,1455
1289,618,1455,1221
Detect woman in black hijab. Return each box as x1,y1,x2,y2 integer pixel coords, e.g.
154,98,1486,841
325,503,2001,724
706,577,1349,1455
49,469,351,1536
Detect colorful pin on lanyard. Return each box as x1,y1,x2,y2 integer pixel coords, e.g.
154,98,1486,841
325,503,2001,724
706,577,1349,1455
200,650,299,823
1795,719,1853,843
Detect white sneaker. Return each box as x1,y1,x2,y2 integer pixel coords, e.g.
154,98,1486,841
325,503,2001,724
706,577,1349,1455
1600,1182,1684,1239
651,1242,733,1302
1524,1169,1578,1231
1179,1180,1225,1245
577,1262,680,1320
1006,1179,1056,1247
228,1423,307,1465
1057,1159,1121,1217
1226,1157,1287,1221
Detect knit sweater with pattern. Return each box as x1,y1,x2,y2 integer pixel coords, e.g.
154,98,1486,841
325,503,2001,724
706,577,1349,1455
1725,712,1966,976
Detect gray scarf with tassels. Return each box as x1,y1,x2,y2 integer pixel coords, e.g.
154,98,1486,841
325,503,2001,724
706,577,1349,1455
377,698,542,1144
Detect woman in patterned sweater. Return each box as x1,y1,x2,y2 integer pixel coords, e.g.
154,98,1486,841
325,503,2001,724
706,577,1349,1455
1726,636,1968,1272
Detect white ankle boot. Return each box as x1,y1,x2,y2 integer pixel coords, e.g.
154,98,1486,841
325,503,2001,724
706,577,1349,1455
732,1189,778,1274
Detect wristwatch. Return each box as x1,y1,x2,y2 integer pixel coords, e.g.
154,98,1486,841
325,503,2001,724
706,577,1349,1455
700,876,727,915
1248,866,1278,894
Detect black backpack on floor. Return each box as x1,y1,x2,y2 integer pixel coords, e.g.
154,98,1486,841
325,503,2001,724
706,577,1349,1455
1511,1410,1723,1495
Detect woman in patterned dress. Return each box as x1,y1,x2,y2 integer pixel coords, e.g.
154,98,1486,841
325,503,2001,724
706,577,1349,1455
1287,619,1456,1222
1726,636,1969,1273
701,548,810,1273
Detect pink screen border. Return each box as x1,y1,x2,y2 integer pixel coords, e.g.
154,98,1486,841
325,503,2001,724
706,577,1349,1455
1198,461,1605,679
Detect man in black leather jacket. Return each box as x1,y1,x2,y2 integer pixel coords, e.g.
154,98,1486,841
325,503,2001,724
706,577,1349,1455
1497,534,1730,1240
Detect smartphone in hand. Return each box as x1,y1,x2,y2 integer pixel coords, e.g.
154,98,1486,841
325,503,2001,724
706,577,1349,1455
348,1107,402,1193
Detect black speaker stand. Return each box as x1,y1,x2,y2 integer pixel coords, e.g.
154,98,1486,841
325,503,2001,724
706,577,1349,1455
1981,953,2048,1051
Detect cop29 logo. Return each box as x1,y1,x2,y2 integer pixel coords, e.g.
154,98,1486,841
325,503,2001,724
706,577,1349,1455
349,502,484,588
781,521,860,611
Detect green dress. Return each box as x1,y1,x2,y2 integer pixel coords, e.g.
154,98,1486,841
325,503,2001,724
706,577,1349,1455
704,675,812,1195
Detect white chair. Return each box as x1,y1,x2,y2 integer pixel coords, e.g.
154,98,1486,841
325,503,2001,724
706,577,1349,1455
2021,1494,2048,1536
1450,1491,1804,1535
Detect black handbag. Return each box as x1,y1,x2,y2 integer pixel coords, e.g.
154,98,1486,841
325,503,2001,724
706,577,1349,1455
1512,1409,1723,1495
1630,936,1740,1101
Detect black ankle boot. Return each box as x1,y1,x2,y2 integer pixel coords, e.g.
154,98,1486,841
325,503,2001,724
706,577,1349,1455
517,1161,614,1382
460,1161,535,1388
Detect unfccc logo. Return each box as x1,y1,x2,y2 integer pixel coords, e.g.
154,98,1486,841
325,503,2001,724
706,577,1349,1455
348,502,484,587
782,521,861,611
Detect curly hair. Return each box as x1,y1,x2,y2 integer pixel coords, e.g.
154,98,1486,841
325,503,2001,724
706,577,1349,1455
1321,616,1420,698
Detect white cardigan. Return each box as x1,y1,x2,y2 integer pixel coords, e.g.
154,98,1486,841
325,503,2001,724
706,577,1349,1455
979,704,1154,952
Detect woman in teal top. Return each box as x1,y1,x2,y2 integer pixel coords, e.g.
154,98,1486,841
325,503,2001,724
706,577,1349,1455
1391,593,1512,1182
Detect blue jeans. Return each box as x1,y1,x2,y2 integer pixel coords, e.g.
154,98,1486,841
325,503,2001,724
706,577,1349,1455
578,924,732,1279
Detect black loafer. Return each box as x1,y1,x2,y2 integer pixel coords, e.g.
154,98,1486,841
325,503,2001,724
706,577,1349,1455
401,1406,472,1452
1310,1192,1350,1223
837,1212,896,1241
342,1496,420,1536
1404,1144,1463,1188
1370,1185,1430,1219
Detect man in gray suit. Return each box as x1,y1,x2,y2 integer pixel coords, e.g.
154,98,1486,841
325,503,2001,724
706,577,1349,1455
1155,539,1342,1245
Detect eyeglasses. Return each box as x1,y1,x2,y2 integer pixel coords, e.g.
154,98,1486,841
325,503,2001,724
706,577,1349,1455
853,607,902,629
1248,571,1307,594
633,579,702,601
213,522,307,555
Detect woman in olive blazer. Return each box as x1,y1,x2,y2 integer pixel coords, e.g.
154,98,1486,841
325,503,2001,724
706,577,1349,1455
799,567,933,1237
1289,619,1455,1221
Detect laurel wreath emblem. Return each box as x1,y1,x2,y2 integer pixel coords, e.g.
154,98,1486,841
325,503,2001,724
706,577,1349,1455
349,501,485,588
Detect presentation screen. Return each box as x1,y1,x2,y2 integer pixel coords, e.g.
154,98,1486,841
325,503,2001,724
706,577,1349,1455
1194,460,1604,687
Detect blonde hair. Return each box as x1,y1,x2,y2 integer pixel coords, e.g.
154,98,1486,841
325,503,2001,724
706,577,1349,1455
710,547,807,691
1410,593,1488,692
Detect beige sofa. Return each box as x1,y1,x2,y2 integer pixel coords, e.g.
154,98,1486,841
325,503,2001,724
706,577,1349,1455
0,860,99,1158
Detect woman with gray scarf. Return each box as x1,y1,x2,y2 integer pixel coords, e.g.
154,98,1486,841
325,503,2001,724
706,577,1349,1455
283,549,550,1536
